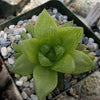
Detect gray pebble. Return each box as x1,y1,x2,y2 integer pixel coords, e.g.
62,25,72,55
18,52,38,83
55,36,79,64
15,35,21,40
63,15,68,20
13,29,20,35
96,49,100,56
8,58,14,64
93,43,98,51
1,47,8,56
53,8,58,14
0,41,11,47
88,38,94,44
31,94,38,100
6,29,13,34
17,20,24,26
86,43,94,51
29,82,34,88
22,91,28,99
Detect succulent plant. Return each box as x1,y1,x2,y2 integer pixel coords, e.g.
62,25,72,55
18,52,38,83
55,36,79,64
10,9,95,100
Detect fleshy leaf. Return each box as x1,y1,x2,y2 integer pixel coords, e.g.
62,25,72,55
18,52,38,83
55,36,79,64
10,54,34,75
58,27,83,53
14,53,21,59
59,21,73,28
33,65,57,100
19,38,40,63
38,52,53,67
26,24,34,37
52,54,75,74
72,50,95,75
34,9,57,39
21,31,30,39
76,44,86,51
12,43,22,53
54,45,65,60
40,27,60,46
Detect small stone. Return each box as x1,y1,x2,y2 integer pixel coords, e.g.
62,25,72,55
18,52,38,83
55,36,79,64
31,15,38,22
16,80,23,86
23,88,31,96
31,94,38,100
6,29,13,34
1,47,8,56
4,27,8,32
9,25,15,29
19,28,26,33
7,47,12,52
1,41,11,47
63,15,68,20
15,35,21,40
83,37,88,45
20,76,28,82
23,82,30,87
29,82,34,88
17,20,24,26
53,8,58,14
13,29,20,35
95,32,100,39
22,91,28,99
10,36,16,42
8,58,14,64
88,38,94,43
96,49,100,56
15,25,20,28
4,33,7,40
86,43,94,51
63,19,67,23
93,43,99,51
0,31,4,36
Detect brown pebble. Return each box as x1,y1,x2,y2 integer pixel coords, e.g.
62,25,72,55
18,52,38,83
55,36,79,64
15,25,20,28
4,27,8,32
70,79,77,85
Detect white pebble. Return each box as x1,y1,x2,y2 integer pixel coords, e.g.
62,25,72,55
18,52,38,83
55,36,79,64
31,94,38,100
1,47,8,56
7,47,12,52
16,80,23,86
8,58,15,64
0,31,4,36
9,25,15,29
3,33,7,40
20,76,28,82
63,19,67,23
22,91,28,99
32,15,38,22
15,35,21,40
